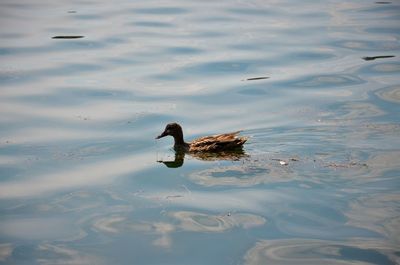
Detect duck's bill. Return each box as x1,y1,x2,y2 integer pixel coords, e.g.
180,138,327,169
155,132,167,139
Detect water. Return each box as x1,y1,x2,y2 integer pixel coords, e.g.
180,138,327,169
0,0,399,264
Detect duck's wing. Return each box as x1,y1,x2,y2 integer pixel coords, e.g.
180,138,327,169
189,131,248,152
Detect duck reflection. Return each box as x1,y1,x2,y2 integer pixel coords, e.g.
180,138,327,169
158,148,248,168
158,151,185,168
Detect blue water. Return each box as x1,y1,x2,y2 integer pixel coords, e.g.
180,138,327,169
0,0,399,264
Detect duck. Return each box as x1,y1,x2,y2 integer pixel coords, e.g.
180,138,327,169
156,123,248,153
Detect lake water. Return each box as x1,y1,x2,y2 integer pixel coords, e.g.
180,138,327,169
0,0,400,264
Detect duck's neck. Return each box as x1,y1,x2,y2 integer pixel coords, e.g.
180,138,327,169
173,130,189,150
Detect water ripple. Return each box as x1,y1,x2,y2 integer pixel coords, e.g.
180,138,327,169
169,211,266,232
333,40,400,51
0,63,103,84
132,7,189,15
226,7,273,16
0,0,399,264
165,46,203,55
0,36,123,56
375,85,400,103
359,62,400,75
293,74,365,88
244,239,399,265
133,21,175,28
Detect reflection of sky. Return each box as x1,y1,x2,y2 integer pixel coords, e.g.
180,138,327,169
0,153,153,199
0,244,12,262
244,238,399,265
346,193,400,245
0,217,79,240
0,0,400,264
37,244,105,265
92,210,265,249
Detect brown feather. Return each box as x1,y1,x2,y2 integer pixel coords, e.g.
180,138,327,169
189,131,248,152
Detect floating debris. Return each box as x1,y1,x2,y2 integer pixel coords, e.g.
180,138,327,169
362,55,395,61
243,76,269,81
76,115,90,121
324,161,368,169
165,195,184,200
271,158,288,165
375,1,391,4
68,10,77,13
52,35,84,39
279,160,288,166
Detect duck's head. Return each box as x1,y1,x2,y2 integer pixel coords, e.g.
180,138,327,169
156,123,183,139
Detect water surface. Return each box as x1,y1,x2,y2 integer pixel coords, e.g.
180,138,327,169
0,0,399,264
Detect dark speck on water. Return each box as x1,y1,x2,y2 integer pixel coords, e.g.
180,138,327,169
362,55,395,61
52,35,84,39
244,76,270,81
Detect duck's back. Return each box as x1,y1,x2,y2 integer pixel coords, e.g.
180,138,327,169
189,131,247,152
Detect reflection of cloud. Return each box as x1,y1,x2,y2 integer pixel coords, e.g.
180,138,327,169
0,217,79,241
366,151,400,169
37,244,105,265
295,74,363,88
0,153,152,199
34,189,133,215
0,155,31,165
151,189,293,213
93,216,127,234
90,213,175,249
0,243,12,262
169,211,266,232
244,238,399,265
0,100,173,125
362,151,400,181
150,222,175,248
1,127,123,144
346,192,400,245
375,85,400,104
336,102,385,119
370,63,400,73
89,209,265,250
